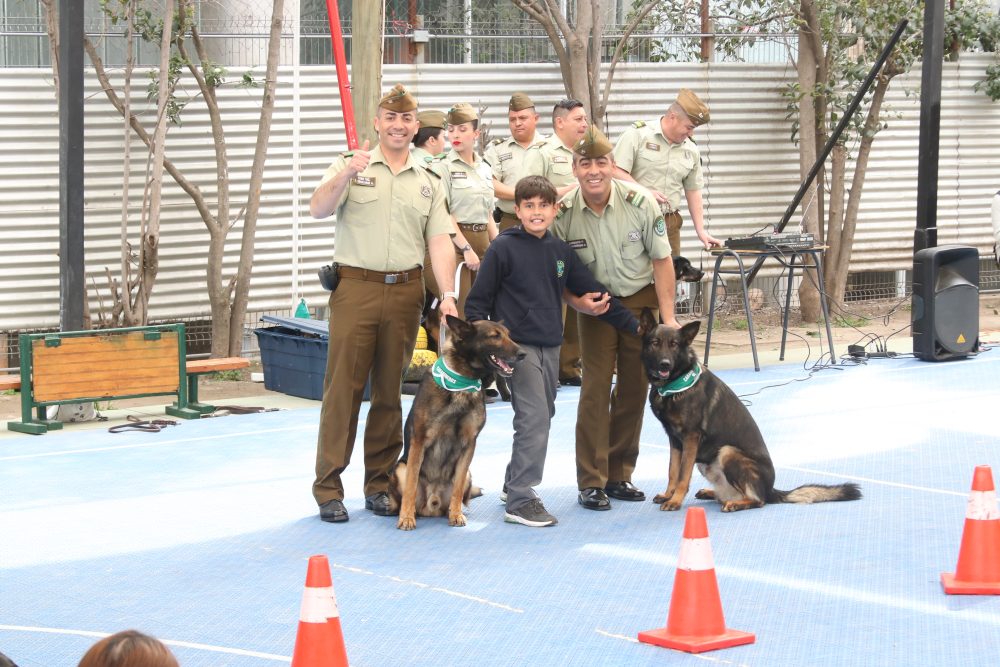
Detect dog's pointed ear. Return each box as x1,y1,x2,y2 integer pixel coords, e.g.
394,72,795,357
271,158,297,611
445,314,475,340
638,307,658,336
680,320,701,345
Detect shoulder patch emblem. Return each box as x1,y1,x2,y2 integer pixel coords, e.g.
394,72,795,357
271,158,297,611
556,259,565,278
632,121,646,129
654,215,666,237
625,190,644,207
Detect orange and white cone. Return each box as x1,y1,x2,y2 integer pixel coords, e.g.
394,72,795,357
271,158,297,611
290,554,350,667
638,507,755,653
941,465,1000,595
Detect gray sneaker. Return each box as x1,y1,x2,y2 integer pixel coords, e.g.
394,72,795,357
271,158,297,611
499,482,508,503
504,499,558,527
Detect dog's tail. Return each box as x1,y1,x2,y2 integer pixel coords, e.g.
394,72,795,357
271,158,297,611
769,483,862,504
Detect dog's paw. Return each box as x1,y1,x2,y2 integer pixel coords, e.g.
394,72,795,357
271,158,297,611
694,488,716,500
448,513,467,527
658,498,683,511
397,515,417,531
652,491,671,504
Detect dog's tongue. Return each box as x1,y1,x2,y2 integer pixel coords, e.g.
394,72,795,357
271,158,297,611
492,355,513,373
658,370,670,378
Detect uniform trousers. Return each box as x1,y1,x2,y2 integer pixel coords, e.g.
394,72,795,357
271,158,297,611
497,210,520,232
313,272,424,504
665,211,683,257
423,226,490,317
505,344,559,511
559,307,582,381
574,283,658,490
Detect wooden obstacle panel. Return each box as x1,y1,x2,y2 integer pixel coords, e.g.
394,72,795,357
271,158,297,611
31,330,182,403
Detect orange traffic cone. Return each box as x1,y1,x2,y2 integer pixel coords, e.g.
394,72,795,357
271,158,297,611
941,465,1000,594
291,555,350,667
638,507,755,653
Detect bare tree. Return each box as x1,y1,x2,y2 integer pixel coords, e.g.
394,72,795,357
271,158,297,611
44,0,285,355
510,0,662,129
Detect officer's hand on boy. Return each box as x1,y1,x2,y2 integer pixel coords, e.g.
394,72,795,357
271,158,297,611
578,291,611,316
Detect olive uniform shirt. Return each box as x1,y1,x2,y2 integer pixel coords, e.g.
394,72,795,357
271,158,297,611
520,134,577,190
431,149,495,225
483,132,542,215
552,179,672,296
612,120,704,215
318,144,452,269
411,146,440,168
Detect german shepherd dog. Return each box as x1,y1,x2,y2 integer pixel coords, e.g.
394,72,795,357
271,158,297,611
638,309,861,512
389,315,524,530
673,255,705,283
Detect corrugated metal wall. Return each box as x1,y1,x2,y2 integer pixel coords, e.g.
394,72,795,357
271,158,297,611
1,56,998,330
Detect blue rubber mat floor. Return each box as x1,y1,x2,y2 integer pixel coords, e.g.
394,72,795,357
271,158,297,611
3,350,1000,666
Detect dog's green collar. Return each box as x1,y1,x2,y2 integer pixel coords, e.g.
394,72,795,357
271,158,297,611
431,357,482,393
657,363,703,396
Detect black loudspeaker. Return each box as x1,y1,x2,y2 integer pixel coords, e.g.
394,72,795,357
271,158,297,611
912,245,979,361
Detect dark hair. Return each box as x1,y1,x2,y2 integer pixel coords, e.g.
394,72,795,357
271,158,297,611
448,120,480,131
514,175,558,206
78,630,178,667
413,126,444,148
552,98,584,119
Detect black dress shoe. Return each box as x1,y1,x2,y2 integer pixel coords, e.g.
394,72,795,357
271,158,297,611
319,499,349,523
559,376,582,387
605,481,646,501
364,491,397,516
578,487,611,511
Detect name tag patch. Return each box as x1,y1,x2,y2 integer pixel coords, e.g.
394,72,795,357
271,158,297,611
353,175,376,187
553,156,569,164
568,239,588,250
645,142,661,151
498,152,513,162
450,170,467,179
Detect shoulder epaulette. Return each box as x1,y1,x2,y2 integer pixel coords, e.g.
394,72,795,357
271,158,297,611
625,189,645,208
489,138,504,147
631,121,646,129
434,151,447,159
555,200,572,218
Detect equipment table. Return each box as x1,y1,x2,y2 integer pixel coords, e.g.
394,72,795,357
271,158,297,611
704,246,835,371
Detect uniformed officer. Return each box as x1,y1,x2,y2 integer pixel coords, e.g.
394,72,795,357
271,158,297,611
554,126,680,512
412,109,447,166
612,89,722,255
521,98,589,385
309,83,459,524
483,92,543,232
426,102,498,317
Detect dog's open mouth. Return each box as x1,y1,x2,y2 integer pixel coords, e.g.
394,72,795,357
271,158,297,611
489,354,516,378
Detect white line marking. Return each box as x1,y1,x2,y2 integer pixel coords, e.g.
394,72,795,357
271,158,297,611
331,563,523,613
583,544,1000,628
0,424,320,462
0,625,290,662
637,448,968,498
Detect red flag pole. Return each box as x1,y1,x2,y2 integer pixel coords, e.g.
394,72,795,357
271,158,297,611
324,0,359,150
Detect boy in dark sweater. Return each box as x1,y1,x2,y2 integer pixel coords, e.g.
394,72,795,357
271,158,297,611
465,175,639,526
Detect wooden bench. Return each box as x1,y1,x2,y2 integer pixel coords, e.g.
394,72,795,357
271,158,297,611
6,324,249,435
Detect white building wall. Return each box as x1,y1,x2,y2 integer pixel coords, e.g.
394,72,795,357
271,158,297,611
0,56,998,330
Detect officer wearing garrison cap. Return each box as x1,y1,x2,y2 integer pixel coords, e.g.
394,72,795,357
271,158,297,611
425,102,498,317
309,83,458,524
612,89,722,255
483,92,543,232
412,109,447,166
554,126,679,513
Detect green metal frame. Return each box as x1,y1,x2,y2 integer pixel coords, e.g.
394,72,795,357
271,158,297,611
7,323,203,435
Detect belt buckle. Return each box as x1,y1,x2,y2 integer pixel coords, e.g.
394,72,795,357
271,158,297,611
384,273,400,284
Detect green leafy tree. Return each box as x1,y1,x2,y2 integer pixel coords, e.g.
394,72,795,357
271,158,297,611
650,0,1000,319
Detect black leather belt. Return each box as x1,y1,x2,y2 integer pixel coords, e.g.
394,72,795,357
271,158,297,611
338,265,422,285
459,223,488,232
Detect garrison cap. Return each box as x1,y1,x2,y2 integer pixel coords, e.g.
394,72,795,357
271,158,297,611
508,92,535,112
446,102,478,125
675,88,710,126
379,83,417,112
572,125,614,159
417,109,447,130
